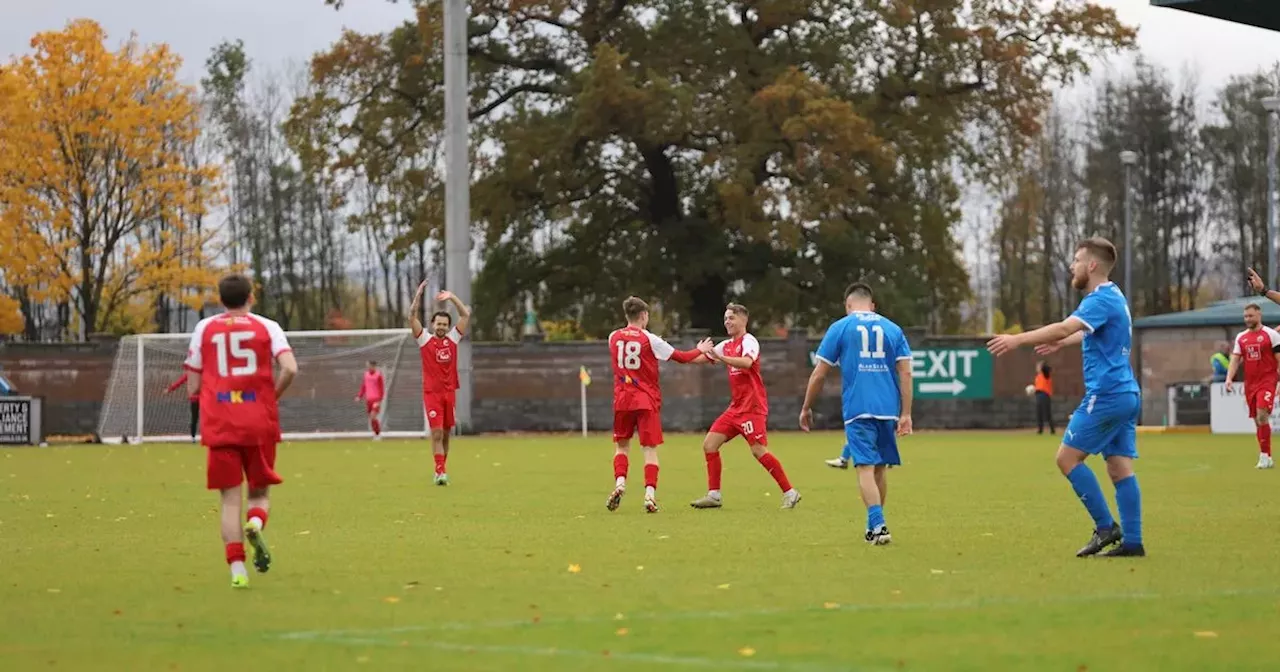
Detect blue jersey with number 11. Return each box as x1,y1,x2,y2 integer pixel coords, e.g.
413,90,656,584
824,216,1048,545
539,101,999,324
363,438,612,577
814,311,912,421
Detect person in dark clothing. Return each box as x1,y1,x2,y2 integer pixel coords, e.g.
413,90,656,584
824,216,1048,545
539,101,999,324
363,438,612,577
166,372,199,442
1033,361,1055,435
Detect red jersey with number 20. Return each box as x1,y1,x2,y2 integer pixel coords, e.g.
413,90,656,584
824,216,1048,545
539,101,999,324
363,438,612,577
184,313,292,447
714,333,768,415
609,327,677,412
1233,326,1280,389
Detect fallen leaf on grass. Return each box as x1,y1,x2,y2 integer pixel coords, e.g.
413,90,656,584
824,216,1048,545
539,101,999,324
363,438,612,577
568,564,582,573
1194,631,1218,638
615,613,625,620
47,588,60,594
717,583,731,589
636,565,644,571
930,569,945,575
383,596,400,604
823,602,839,610
616,628,629,636
296,530,311,536
739,647,756,657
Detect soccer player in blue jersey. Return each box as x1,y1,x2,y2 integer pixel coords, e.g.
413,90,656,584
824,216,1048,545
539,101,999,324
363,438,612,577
987,237,1144,558
800,282,913,545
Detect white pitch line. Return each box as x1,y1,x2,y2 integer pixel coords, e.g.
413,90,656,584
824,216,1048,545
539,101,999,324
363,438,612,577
303,635,873,672
276,584,1280,642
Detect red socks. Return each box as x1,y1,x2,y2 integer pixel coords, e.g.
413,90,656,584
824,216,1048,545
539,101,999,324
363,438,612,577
644,463,659,489
246,507,268,529
757,452,792,492
371,419,382,435
1259,424,1272,456
705,452,723,491
434,453,447,475
225,542,245,564
613,454,629,480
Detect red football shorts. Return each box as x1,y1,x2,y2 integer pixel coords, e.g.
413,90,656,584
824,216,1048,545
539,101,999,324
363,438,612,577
709,410,769,446
206,443,282,490
1248,385,1276,418
424,392,456,431
365,400,382,415
613,409,663,447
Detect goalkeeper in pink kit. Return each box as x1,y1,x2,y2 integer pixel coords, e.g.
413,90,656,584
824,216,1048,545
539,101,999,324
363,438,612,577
356,360,385,439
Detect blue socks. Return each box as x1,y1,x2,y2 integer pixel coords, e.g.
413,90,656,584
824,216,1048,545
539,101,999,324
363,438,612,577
1114,475,1143,547
867,504,885,530
1066,463,1115,530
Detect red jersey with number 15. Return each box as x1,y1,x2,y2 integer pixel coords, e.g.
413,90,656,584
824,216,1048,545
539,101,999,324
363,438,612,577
184,312,292,447
1233,326,1280,388
417,327,463,394
713,333,768,415
609,327,677,412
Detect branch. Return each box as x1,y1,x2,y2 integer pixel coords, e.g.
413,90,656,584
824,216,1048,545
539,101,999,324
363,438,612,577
469,83,558,119
468,45,569,76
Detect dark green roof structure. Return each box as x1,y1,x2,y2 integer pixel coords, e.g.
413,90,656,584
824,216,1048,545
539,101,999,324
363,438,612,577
1133,296,1280,329
1151,1,1280,32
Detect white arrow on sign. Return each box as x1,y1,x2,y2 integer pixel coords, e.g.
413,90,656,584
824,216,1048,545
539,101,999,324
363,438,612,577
919,379,967,396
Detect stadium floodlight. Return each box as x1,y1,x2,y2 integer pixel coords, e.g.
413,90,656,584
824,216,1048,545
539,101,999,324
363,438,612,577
1119,151,1137,312
98,329,427,443
1264,97,1280,289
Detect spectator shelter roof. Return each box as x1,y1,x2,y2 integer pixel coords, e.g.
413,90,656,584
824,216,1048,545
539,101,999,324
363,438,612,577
1133,296,1280,329
1151,1,1280,32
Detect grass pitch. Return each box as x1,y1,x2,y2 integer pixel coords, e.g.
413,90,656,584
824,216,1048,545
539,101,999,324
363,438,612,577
3,430,1278,671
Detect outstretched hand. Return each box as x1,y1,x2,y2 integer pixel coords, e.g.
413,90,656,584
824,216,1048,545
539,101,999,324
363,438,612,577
1248,267,1266,294
436,290,455,302
1034,341,1062,356
986,333,1021,357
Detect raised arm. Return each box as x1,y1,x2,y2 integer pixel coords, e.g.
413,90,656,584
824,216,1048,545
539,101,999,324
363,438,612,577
409,281,426,339
436,290,472,336
1247,268,1280,305
988,317,1089,356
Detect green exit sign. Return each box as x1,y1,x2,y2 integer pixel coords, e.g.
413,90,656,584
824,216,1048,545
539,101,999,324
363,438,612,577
911,349,993,399
807,347,994,399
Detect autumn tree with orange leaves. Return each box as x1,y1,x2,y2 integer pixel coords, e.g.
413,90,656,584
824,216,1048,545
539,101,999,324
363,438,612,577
0,19,221,340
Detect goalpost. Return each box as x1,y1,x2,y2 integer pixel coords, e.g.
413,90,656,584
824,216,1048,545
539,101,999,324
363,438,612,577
97,329,429,443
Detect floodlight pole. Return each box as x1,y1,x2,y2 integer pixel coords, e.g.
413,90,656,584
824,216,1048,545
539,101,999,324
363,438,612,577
1119,150,1138,314
444,0,473,432
1263,97,1280,290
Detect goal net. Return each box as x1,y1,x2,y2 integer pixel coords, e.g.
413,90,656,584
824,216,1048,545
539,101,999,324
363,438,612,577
97,329,427,443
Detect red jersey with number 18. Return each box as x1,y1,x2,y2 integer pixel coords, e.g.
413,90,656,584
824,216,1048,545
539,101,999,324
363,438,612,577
609,327,677,412
184,312,292,447
1234,326,1280,390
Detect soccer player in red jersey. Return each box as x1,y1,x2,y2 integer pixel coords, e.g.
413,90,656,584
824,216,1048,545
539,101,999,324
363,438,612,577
355,360,385,439
606,296,706,513
183,274,298,589
165,371,200,443
689,303,801,509
409,281,471,485
1226,300,1280,469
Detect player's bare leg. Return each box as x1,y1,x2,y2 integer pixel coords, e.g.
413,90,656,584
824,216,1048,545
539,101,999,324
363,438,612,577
432,428,449,485
746,441,800,508
856,466,890,544
219,486,249,588
608,442,630,511
243,486,272,573
1255,409,1274,469
641,445,660,512
691,433,729,508
874,465,888,507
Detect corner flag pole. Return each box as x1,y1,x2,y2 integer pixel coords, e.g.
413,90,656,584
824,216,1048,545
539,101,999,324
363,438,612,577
579,365,591,437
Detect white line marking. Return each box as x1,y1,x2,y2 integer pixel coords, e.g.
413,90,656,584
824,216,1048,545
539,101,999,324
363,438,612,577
276,585,1280,642
298,635,871,672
